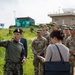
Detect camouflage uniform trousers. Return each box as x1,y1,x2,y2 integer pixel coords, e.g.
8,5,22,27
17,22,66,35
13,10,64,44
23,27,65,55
33,55,44,75
4,62,23,75
69,55,75,75
69,60,75,75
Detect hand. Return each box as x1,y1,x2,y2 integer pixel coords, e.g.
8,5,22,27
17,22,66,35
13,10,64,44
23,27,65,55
69,56,75,61
22,58,26,64
37,53,41,56
37,55,45,63
70,50,75,53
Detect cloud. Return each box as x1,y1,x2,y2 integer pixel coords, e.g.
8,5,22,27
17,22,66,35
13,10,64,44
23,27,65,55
0,0,19,28
0,0,75,28
0,0,19,4
61,0,75,9
0,0,19,10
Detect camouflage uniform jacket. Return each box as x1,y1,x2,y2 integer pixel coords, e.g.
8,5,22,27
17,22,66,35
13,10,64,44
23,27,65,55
65,36,75,56
63,34,70,44
42,31,50,45
32,36,47,55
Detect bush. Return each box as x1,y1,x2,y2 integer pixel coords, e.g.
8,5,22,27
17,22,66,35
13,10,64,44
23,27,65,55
9,29,13,35
30,27,34,32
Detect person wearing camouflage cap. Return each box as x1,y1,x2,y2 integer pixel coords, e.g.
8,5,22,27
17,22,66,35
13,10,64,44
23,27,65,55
41,25,50,45
62,24,67,29
0,28,26,75
62,25,70,44
41,24,49,31
50,22,59,30
65,25,75,75
32,29,47,75
49,22,59,44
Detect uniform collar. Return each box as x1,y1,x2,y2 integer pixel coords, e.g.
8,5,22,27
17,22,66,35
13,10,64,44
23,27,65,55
13,39,19,43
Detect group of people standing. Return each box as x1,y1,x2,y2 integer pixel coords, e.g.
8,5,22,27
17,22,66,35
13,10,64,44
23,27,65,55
32,22,75,75
0,22,75,75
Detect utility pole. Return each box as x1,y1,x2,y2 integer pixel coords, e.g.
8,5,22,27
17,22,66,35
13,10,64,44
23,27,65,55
13,11,16,25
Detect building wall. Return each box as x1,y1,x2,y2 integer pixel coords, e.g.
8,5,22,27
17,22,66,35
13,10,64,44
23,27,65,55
15,18,35,27
51,15,75,26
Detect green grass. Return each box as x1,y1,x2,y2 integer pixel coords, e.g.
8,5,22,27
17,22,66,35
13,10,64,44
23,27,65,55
0,48,5,75
23,39,34,75
0,28,36,75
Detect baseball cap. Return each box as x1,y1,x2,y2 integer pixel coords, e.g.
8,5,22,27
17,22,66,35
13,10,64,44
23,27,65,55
50,22,57,26
69,25,75,30
36,29,42,33
41,24,47,27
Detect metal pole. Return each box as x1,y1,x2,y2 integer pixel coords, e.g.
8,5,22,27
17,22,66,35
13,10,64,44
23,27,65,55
13,11,16,25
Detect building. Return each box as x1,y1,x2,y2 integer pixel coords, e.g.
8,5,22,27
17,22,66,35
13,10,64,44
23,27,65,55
15,17,35,27
0,23,4,28
48,8,75,26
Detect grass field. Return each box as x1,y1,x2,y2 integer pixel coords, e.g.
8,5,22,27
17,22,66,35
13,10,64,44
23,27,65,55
0,27,38,75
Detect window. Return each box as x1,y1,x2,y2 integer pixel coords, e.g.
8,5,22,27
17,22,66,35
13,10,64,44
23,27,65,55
72,17,74,21
55,18,58,21
62,20,65,25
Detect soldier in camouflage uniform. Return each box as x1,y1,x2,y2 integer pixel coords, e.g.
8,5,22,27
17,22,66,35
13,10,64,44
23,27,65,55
32,29,47,75
65,25,75,75
41,25,50,45
50,22,59,31
0,28,26,75
49,22,59,44
62,25,70,44
63,26,70,39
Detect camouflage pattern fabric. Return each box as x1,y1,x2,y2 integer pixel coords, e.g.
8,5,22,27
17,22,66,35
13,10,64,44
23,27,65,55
65,36,75,75
63,34,70,44
33,55,43,75
32,36,47,75
32,36,47,55
42,31,50,45
4,62,22,75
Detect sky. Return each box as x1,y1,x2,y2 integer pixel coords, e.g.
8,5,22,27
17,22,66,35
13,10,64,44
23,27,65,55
0,0,75,28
